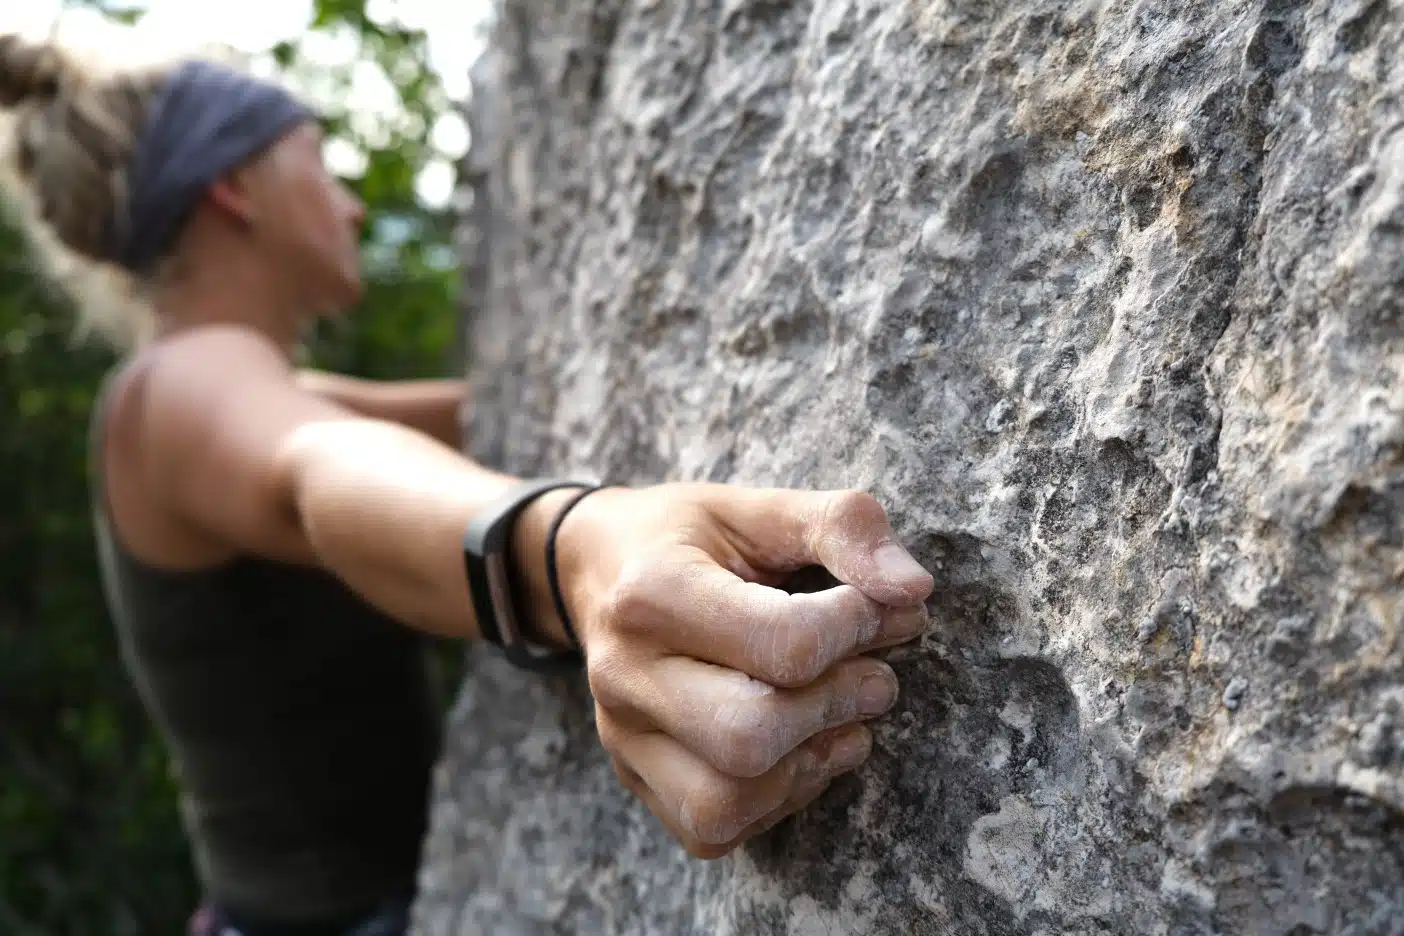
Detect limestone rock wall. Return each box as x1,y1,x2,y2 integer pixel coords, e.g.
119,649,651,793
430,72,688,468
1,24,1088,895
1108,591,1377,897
414,1,1404,932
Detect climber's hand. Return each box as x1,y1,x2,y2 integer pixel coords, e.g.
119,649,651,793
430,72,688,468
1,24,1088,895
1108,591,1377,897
555,483,933,858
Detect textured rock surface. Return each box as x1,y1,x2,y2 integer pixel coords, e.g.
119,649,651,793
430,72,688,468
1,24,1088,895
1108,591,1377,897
414,0,1404,932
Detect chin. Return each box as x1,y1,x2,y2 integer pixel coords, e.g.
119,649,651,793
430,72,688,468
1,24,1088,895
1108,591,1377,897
329,276,366,313
311,288,363,323
342,269,366,303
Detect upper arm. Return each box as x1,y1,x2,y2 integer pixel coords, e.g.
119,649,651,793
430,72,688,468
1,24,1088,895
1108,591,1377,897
136,327,360,565
296,370,468,448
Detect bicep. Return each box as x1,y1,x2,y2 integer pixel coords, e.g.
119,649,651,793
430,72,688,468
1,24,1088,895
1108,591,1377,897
140,332,358,565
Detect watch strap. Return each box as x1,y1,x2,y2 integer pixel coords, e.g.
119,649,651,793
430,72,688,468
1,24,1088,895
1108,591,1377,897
462,478,598,672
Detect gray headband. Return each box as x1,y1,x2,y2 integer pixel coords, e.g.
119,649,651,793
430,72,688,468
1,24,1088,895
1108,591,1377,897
105,59,316,274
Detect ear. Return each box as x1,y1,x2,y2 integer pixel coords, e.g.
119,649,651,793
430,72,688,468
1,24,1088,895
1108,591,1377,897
206,165,259,228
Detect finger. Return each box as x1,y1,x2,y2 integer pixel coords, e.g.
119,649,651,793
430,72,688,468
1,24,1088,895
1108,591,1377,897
625,756,841,860
697,485,935,607
725,755,840,846
613,722,873,853
610,759,733,857
599,653,899,778
731,720,872,837
610,553,926,687
614,724,870,859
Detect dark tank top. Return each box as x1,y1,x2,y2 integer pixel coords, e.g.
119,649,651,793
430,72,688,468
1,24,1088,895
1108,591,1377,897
88,377,442,922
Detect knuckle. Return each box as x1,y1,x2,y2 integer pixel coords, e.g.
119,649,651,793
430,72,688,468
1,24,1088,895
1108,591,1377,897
817,667,859,726
584,641,634,712
768,617,828,687
765,588,876,687
681,779,746,846
610,757,649,801
711,698,784,778
821,489,886,537
843,588,886,647
604,562,663,632
594,713,630,760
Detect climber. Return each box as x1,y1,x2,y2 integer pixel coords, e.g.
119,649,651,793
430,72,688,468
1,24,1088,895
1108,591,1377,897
0,35,934,936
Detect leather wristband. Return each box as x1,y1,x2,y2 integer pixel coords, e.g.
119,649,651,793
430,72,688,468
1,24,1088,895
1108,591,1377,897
462,478,598,672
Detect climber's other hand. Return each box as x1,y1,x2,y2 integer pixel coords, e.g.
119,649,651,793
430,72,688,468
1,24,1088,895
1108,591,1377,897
553,483,933,858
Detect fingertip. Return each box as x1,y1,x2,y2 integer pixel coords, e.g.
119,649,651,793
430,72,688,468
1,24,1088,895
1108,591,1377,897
857,663,900,716
872,543,935,601
825,723,873,772
874,603,928,647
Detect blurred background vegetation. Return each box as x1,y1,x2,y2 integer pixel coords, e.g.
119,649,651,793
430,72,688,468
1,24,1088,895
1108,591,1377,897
0,1,477,931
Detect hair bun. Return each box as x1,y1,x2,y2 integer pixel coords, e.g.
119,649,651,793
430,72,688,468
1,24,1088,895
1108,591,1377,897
0,34,68,107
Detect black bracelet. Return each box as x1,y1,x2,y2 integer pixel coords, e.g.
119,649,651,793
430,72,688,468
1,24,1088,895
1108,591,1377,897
545,483,608,651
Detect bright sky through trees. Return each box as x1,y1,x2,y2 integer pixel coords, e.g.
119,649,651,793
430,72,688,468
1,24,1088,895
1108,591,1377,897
0,0,487,209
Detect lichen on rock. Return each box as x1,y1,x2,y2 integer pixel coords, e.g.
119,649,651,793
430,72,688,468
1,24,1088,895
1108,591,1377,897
413,0,1404,932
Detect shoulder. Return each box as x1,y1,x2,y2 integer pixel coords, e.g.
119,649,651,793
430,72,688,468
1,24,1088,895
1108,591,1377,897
107,325,297,452
141,325,294,409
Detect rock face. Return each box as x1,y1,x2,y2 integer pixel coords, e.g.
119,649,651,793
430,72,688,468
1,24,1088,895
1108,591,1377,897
413,0,1404,932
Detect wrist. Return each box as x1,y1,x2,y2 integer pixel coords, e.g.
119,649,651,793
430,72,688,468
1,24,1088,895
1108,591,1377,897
507,487,580,650
550,485,628,652
508,484,625,653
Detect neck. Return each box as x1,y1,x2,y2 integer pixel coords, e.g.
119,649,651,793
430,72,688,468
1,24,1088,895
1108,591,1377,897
151,249,306,353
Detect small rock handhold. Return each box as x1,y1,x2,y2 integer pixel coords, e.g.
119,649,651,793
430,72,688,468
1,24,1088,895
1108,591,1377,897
984,398,1015,433
1136,616,1160,643
1266,614,1313,662
1222,677,1249,711
1355,713,1398,767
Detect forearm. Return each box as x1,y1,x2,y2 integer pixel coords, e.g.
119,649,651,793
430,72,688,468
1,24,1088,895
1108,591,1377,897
296,371,467,448
279,417,577,646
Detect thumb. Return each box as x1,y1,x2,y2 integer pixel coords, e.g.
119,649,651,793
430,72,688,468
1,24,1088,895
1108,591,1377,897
699,485,934,607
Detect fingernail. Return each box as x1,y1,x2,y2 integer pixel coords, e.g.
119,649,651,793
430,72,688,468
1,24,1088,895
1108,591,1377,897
879,604,928,643
873,543,930,585
857,669,899,716
828,727,872,771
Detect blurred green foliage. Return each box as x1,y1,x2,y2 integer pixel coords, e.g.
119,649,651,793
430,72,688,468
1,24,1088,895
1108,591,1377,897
0,2,468,932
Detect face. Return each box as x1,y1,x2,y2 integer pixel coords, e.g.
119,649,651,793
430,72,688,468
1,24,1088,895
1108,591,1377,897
242,121,367,318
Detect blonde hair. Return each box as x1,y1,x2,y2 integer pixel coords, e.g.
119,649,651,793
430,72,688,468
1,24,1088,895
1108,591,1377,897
0,34,253,350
